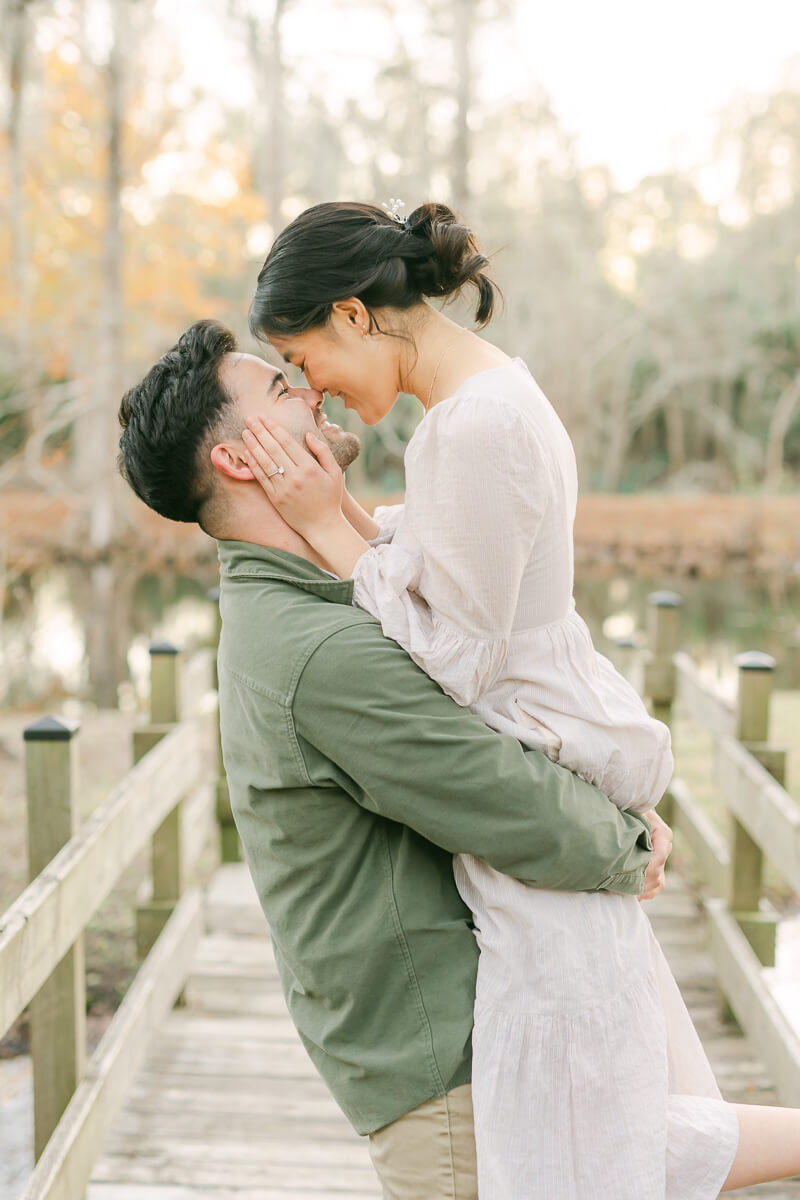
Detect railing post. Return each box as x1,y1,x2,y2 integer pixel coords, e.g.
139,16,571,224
209,587,240,863
609,633,637,685
728,651,783,967
135,642,184,959
644,590,681,826
24,715,86,1161
644,590,681,723
785,629,800,690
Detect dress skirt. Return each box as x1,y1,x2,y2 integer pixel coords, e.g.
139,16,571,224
454,855,740,1200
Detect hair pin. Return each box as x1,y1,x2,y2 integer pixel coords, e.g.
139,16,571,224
381,197,408,226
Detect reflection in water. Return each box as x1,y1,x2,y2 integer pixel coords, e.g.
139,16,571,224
1,563,218,708
0,573,86,698
574,574,800,693
29,576,85,687
1,565,799,708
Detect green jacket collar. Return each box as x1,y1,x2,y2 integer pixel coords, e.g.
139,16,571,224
217,539,355,604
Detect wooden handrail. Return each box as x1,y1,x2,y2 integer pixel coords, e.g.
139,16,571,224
666,778,730,896
707,899,800,1107
716,734,800,894
643,592,800,1103
19,889,204,1200
673,652,736,739
2,606,230,1194
0,715,208,1040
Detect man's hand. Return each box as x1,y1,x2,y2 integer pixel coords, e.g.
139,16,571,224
638,809,672,901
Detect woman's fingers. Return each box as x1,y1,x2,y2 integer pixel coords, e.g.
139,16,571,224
306,431,342,479
239,419,343,537
241,428,281,490
246,416,303,467
241,444,280,494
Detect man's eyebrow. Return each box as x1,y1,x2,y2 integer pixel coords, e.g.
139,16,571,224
266,368,287,394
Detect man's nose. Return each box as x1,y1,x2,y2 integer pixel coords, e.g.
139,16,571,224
294,386,324,408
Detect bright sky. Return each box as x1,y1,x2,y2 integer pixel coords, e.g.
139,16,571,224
157,0,800,192
510,0,800,187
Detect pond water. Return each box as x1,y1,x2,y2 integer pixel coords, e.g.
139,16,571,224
0,564,219,709
1,563,799,710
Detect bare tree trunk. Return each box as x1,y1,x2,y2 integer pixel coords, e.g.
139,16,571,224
592,345,636,491
664,397,686,476
246,15,266,199
74,0,91,60
97,0,124,541
248,0,289,231
764,374,800,489
74,554,135,707
78,0,126,706
268,0,288,230
8,0,32,401
451,0,473,212
73,0,125,543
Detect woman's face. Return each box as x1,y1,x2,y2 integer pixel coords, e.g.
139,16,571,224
267,304,406,426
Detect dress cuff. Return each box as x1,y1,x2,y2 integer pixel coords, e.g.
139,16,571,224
368,503,404,546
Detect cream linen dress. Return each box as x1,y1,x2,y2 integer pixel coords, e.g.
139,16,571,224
352,359,740,1200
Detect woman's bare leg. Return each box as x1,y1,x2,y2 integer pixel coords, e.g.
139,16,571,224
721,1104,800,1191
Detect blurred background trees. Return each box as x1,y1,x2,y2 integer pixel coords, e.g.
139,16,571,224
1,0,799,514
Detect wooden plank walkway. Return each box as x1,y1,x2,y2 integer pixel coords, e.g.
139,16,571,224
88,865,380,1200
87,863,800,1199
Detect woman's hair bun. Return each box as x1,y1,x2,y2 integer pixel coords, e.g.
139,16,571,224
249,199,500,339
404,203,498,327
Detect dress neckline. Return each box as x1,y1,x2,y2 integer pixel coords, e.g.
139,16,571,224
448,355,528,396
418,357,531,428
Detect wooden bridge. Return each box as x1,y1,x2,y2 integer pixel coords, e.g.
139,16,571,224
2,593,800,1199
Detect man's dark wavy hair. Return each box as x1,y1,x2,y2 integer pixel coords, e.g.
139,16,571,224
118,319,240,530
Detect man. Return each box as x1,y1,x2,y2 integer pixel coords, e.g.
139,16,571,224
118,319,669,1200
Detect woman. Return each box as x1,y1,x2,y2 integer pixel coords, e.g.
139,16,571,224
240,200,800,1198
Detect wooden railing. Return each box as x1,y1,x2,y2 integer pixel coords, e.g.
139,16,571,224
641,592,800,1105
0,609,235,1200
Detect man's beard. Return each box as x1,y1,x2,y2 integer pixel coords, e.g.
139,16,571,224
314,425,362,471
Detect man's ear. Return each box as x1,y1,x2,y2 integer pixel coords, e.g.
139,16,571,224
210,441,254,481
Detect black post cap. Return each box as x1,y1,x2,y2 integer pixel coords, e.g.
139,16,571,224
24,715,80,741
735,651,775,672
149,641,181,656
648,590,682,608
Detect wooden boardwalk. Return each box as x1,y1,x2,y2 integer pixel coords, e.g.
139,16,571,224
86,863,800,1200
87,864,380,1200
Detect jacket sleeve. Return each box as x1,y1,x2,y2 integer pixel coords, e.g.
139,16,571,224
351,396,547,706
292,621,651,896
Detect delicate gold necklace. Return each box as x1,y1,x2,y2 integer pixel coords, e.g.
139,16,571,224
425,328,470,412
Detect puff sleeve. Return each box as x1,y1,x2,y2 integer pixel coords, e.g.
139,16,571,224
351,394,548,707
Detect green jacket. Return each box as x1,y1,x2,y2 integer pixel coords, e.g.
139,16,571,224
216,541,652,1135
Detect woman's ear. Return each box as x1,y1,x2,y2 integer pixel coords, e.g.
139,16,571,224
210,441,254,481
331,297,369,338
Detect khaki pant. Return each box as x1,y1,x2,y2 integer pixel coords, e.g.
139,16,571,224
368,1083,478,1200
